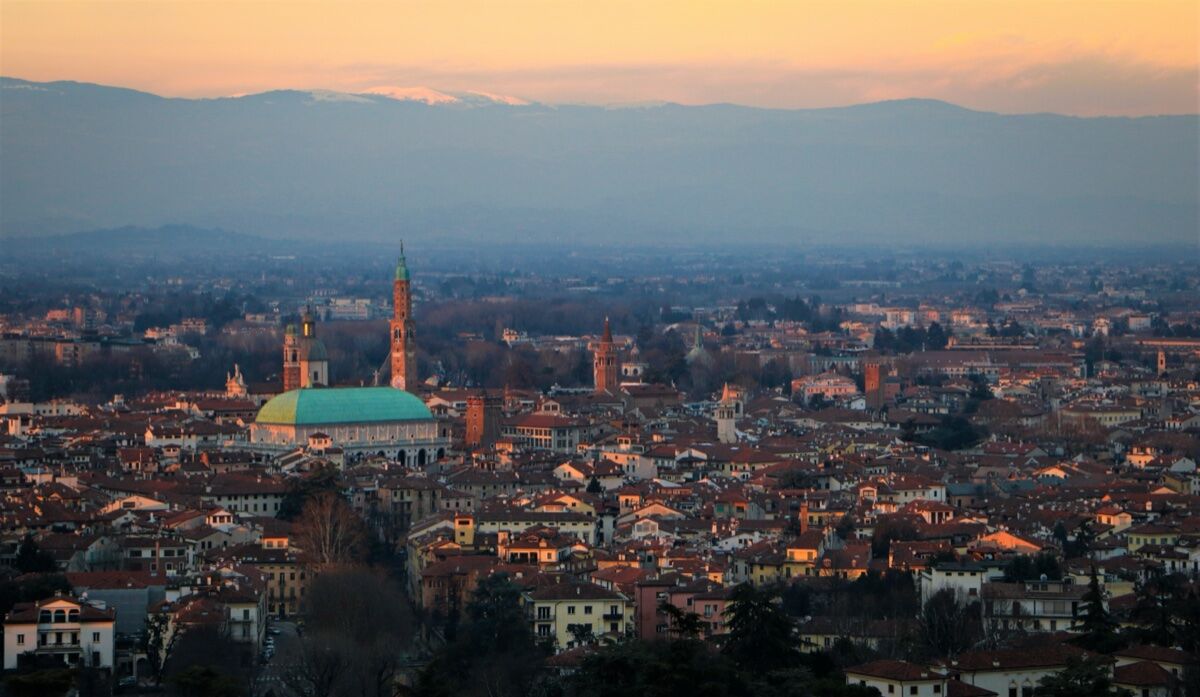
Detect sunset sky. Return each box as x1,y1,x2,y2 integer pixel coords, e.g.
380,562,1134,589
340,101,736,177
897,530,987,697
2,0,1197,115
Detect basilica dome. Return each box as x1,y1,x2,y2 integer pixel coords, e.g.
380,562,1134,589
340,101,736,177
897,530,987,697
255,386,432,426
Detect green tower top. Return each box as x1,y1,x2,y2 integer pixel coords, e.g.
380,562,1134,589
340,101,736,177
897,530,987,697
395,241,410,281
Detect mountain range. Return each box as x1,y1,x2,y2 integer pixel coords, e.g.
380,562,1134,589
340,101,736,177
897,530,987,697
1,76,1196,248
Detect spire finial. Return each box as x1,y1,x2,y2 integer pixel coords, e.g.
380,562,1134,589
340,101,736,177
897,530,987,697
395,242,410,281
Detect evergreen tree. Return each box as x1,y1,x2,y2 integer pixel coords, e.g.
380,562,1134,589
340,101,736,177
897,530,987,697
1036,656,1131,697
1072,567,1122,652
14,536,57,574
721,584,798,674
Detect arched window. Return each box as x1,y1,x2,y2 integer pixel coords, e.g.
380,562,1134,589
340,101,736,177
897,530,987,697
437,447,445,460
67,610,79,622
417,449,427,466
398,450,406,465
53,609,66,623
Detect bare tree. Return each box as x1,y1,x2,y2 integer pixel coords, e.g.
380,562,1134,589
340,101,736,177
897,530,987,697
918,590,981,660
281,634,350,697
303,569,416,697
294,491,369,570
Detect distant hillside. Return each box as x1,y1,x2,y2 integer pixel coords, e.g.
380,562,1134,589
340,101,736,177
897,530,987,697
5,225,276,259
1,76,1196,247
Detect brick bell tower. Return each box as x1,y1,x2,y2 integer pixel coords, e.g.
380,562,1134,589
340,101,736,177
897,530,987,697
593,317,618,394
282,324,301,392
390,243,416,391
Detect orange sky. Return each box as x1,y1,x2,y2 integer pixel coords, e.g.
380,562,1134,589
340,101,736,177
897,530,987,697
2,0,1197,115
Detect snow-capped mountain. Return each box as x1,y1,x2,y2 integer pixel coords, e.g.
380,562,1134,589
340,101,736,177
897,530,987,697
325,85,532,106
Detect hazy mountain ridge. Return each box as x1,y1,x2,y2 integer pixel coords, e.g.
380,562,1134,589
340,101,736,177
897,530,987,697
2,77,1196,246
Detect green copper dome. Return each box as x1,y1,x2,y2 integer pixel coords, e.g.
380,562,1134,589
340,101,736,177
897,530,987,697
256,387,432,426
298,338,328,362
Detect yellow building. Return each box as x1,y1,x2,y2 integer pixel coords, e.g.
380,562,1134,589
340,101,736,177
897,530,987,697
524,582,631,651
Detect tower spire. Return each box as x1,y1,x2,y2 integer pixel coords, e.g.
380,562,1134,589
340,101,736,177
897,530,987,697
395,241,410,281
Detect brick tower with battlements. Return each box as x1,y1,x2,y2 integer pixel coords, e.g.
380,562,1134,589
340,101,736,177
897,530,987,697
593,317,618,394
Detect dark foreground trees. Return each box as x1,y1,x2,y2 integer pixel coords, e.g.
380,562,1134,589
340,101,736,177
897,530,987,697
413,573,546,697
283,568,415,697
412,578,879,697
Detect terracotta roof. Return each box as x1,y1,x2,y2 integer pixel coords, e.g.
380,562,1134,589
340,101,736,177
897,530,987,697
846,660,944,682
1113,661,1175,687
526,581,624,601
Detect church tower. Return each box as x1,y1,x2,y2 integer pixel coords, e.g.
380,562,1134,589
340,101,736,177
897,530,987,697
715,383,743,444
282,324,301,392
593,318,618,394
390,245,416,391
1157,350,1167,376
297,307,329,388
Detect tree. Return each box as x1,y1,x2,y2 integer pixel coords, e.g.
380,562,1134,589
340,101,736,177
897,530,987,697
163,624,256,694
918,589,980,659
294,491,368,570
658,600,704,640
926,322,949,350
0,573,71,619
282,635,350,697
15,536,57,573
586,476,603,494
567,622,596,647
143,611,171,685
564,638,743,697
413,572,546,697
1003,554,1062,582
304,569,415,697
170,665,244,697
4,669,75,697
278,462,341,520
1071,567,1122,653
721,584,798,673
1036,656,1132,697
1129,572,1199,650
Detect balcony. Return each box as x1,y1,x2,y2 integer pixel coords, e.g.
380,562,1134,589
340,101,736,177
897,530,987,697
37,642,82,652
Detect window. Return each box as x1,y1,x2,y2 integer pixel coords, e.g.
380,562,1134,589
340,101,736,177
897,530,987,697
567,605,576,615
887,687,894,694
933,686,941,694
16,634,24,645
910,687,918,695
92,632,100,642
584,606,593,615
537,606,550,620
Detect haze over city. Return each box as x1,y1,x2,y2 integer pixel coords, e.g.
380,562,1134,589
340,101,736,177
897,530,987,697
0,3,1198,697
